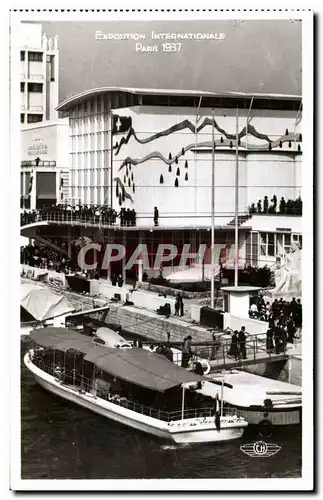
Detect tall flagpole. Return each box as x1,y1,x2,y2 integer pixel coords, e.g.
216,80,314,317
234,107,239,287
110,112,114,209
211,108,215,308
293,100,302,199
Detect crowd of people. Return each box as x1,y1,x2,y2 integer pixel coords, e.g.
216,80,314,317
21,243,72,273
20,243,103,281
250,295,302,331
249,195,302,216
20,204,165,228
20,205,127,227
119,208,136,227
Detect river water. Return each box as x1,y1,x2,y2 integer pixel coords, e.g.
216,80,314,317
20,338,301,480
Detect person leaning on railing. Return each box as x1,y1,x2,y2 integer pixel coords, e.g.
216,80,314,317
181,335,193,368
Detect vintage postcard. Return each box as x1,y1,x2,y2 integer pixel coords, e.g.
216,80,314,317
9,8,313,492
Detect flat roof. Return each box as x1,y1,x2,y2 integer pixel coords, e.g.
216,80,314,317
57,86,301,112
221,286,262,293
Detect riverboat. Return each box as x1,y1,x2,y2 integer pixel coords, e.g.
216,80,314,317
201,371,302,426
24,327,248,444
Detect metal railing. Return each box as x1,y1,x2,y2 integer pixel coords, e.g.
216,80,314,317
30,354,240,423
21,211,120,228
142,332,302,370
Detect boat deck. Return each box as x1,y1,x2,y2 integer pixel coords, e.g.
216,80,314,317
199,370,302,408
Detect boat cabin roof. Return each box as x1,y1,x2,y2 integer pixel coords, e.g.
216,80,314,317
30,327,203,392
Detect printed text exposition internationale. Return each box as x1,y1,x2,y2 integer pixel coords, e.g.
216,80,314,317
95,31,226,41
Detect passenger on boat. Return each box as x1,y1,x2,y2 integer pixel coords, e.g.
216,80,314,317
193,362,204,389
181,335,193,368
156,343,174,362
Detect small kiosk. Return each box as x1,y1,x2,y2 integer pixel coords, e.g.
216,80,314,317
221,286,261,319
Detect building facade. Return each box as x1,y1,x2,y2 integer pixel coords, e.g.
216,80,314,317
20,23,59,126
53,88,303,276
58,88,302,224
21,119,69,209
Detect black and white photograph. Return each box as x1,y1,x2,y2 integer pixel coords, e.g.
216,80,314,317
9,8,313,491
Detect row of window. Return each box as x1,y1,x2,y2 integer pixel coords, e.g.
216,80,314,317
21,114,43,124
20,82,43,93
20,51,43,62
240,231,302,267
259,232,302,257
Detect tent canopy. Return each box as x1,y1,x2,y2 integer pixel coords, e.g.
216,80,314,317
21,283,74,321
167,264,219,283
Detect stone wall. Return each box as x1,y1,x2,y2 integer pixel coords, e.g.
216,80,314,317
64,292,212,344
104,305,213,343
136,281,211,299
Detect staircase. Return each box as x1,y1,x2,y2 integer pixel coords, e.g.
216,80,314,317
227,213,252,226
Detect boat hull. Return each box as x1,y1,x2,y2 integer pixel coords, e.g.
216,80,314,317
31,371,171,440
24,352,247,444
232,407,301,426
170,426,245,444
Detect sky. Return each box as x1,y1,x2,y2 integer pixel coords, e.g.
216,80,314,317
41,19,302,104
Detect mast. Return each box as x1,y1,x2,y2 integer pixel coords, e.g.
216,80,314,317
195,95,203,225
220,379,224,417
234,106,239,287
211,108,215,308
181,384,185,421
293,100,302,199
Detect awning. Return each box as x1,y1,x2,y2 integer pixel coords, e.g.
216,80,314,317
84,346,203,392
30,327,94,351
30,327,203,392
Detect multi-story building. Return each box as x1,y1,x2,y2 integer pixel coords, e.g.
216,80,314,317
20,23,59,126
20,23,69,210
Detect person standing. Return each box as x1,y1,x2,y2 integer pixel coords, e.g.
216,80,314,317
266,327,274,353
286,317,296,343
228,330,240,360
263,196,269,213
194,362,204,389
179,296,184,317
181,335,192,368
238,326,247,359
174,293,181,316
154,207,159,226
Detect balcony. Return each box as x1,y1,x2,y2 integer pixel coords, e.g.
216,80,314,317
27,74,44,81
27,106,44,112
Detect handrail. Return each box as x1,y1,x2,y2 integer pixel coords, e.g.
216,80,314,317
141,329,296,366
30,355,240,422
